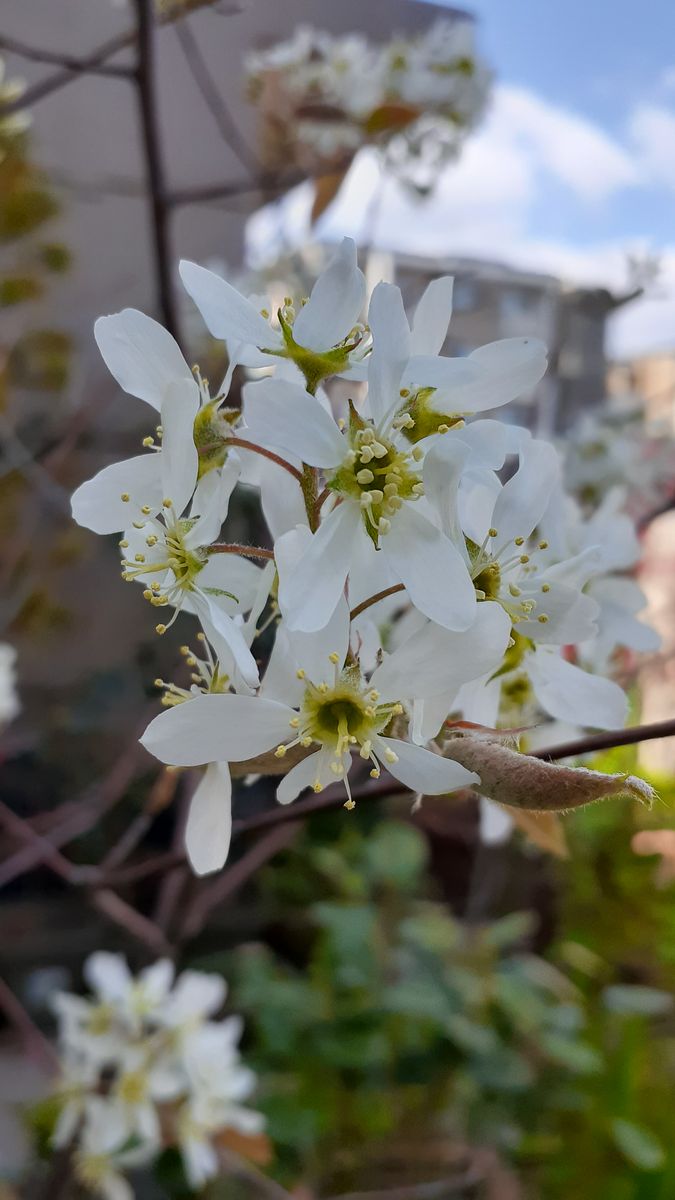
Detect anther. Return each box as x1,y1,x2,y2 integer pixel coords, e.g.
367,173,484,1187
541,583,550,593
356,468,375,485
384,749,398,763
156,624,167,635
119,540,129,549
344,799,356,810
328,652,340,664
519,555,530,564
141,505,151,516
538,540,549,550
274,745,287,758
289,717,300,728
162,498,172,508
538,614,549,623
296,669,305,679
120,493,130,502
488,528,498,538
142,436,154,447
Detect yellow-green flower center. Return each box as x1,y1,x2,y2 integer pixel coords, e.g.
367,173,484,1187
328,422,423,546
274,662,404,800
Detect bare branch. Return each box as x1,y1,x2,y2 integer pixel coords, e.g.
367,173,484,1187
0,974,59,1073
91,888,173,957
174,18,260,178
132,0,181,343
0,32,133,77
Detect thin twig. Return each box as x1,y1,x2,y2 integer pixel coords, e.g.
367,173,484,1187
132,0,181,342
350,584,406,621
226,437,304,482
178,821,300,941
529,717,675,762
91,888,172,957
0,31,134,116
174,18,260,177
0,974,59,1073
0,32,133,77
209,542,274,561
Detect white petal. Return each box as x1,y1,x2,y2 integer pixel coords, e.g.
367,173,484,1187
280,502,361,632
84,952,131,1003
491,439,560,546
185,762,232,875
480,798,513,845
527,648,628,729
410,276,454,356
179,260,277,349
382,506,476,631
160,379,200,515
378,737,479,795
462,336,548,409
190,593,259,689
138,959,174,1003
94,309,193,411
448,419,511,470
71,454,163,534
198,554,264,616
423,435,472,560
367,283,411,426
243,377,345,467
276,750,323,804
140,693,294,765
274,527,351,680
186,455,241,547
372,601,511,702
292,237,365,351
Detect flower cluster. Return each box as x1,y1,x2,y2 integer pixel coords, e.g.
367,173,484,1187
72,237,659,874
244,19,490,189
51,953,262,1198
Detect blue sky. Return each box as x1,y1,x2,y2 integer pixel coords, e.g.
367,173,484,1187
406,0,675,355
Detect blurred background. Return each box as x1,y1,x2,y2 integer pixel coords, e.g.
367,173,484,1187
1,1,675,1196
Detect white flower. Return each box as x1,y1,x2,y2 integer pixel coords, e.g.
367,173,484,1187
119,469,262,687
71,309,225,535
179,237,369,391
53,954,174,1060
73,1095,155,1200
177,1021,263,1189
139,595,505,872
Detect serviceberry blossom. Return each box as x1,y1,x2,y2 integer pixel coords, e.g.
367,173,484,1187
244,19,490,189
51,954,262,1196
180,237,370,393
71,236,658,879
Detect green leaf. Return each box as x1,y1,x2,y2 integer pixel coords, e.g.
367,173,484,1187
611,1119,666,1170
603,985,673,1017
363,820,427,889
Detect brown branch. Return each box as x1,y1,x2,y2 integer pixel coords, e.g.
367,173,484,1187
0,716,150,889
350,584,406,621
0,31,134,116
91,888,172,957
209,542,274,561
529,717,675,762
174,19,260,178
178,821,300,941
0,974,59,1073
133,0,181,343
0,32,133,77
225,437,304,482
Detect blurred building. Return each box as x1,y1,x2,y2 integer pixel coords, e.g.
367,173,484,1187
393,252,642,434
608,352,675,431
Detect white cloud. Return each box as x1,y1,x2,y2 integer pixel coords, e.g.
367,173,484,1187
246,83,675,359
493,85,639,202
629,103,675,190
